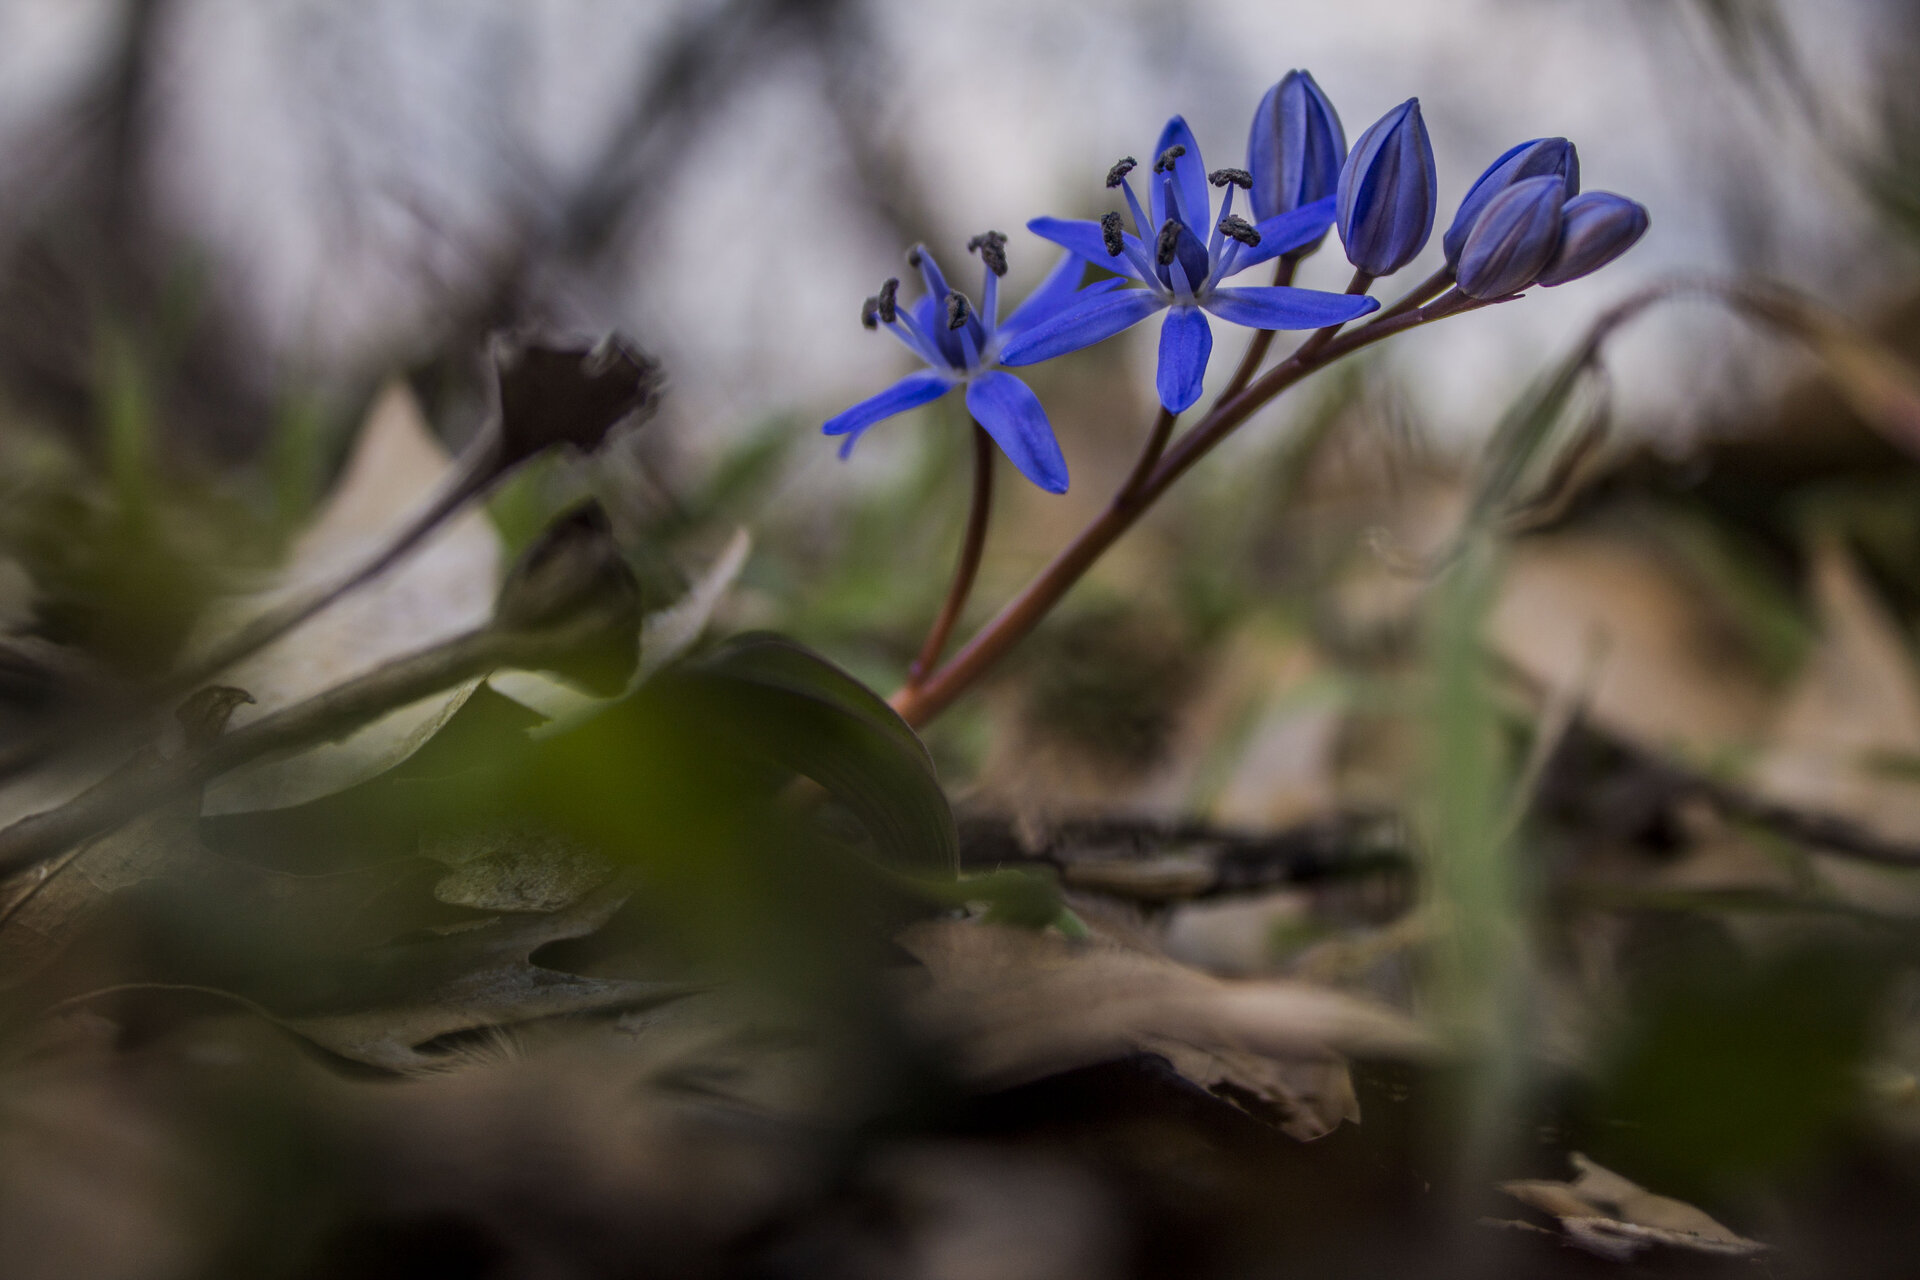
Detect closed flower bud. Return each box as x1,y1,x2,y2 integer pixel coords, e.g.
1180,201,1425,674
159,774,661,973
1455,175,1566,299
1247,69,1346,222
1336,98,1437,277
1442,137,1578,266
494,334,663,471
1535,192,1650,287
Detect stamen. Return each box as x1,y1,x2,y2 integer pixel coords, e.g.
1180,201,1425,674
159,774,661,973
1155,218,1181,266
1105,157,1138,188
1100,211,1125,257
877,277,900,324
860,296,880,330
906,244,925,269
945,290,972,330
1153,144,1187,174
967,230,1009,277
1218,215,1261,246
1209,167,1253,189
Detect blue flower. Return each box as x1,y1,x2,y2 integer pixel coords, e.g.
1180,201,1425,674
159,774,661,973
823,238,1122,493
1535,192,1650,287
1006,116,1379,414
1442,137,1579,267
1455,175,1566,300
1336,99,1438,278
1247,70,1346,226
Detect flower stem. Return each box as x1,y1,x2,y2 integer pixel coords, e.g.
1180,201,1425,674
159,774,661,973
1216,254,1302,401
1370,265,1456,327
1116,406,1178,502
890,299,1459,728
905,423,996,687
1285,269,1375,367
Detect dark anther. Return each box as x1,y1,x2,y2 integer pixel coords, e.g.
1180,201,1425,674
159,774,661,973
967,230,1009,277
1100,211,1125,256
1105,157,1138,188
1155,218,1181,265
945,290,972,330
877,277,900,324
860,296,880,329
1209,167,1253,189
1153,144,1187,174
906,244,925,269
1218,214,1261,246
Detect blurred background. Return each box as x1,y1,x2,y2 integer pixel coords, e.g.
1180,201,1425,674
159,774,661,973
7,2,1920,1277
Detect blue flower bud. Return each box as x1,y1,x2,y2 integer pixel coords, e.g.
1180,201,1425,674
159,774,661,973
1336,98,1437,277
1247,70,1346,223
1455,175,1566,299
1442,137,1579,266
1535,192,1650,286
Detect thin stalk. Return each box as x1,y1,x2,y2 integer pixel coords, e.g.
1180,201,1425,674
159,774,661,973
1369,265,1456,327
1116,407,1178,503
890,299,1468,727
0,617,594,878
162,432,508,700
1215,254,1302,401
1286,269,1375,367
906,424,996,687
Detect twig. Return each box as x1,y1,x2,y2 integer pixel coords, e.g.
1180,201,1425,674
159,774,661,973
957,811,1412,902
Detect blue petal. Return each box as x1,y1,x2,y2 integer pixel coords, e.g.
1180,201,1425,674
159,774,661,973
822,370,953,456
1000,267,1126,342
1203,285,1379,331
1028,217,1145,281
965,371,1069,493
1149,116,1210,231
997,289,1166,367
1156,305,1213,413
1229,196,1340,271
1000,252,1086,336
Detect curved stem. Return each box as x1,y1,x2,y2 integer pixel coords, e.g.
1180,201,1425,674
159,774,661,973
905,423,995,687
890,300,1461,728
1116,406,1178,503
1215,254,1301,401
1286,269,1375,367
1369,265,1456,328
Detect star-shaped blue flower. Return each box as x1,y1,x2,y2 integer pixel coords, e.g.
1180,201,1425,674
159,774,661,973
823,238,1124,494
1003,116,1381,413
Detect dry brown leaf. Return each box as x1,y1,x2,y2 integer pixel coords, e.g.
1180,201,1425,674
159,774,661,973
894,919,1429,1141
282,884,690,1071
200,381,503,814
1754,535,1920,843
1489,532,1773,756
0,783,205,989
1499,1152,1767,1262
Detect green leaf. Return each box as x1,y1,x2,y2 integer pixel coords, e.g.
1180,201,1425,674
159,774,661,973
658,633,958,877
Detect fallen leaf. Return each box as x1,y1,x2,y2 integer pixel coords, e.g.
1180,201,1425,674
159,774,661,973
199,381,503,814
1754,534,1920,843
1489,532,1774,756
1499,1152,1767,1262
894,919,1429,1141
282,883,689,1070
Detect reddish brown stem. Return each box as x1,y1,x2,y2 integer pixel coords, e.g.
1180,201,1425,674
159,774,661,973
890,300,1461,727
1216,255,1302,401
905,423,995,687
1116,407,1178,503
1286,269,1376,367
1369,265,1456,327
